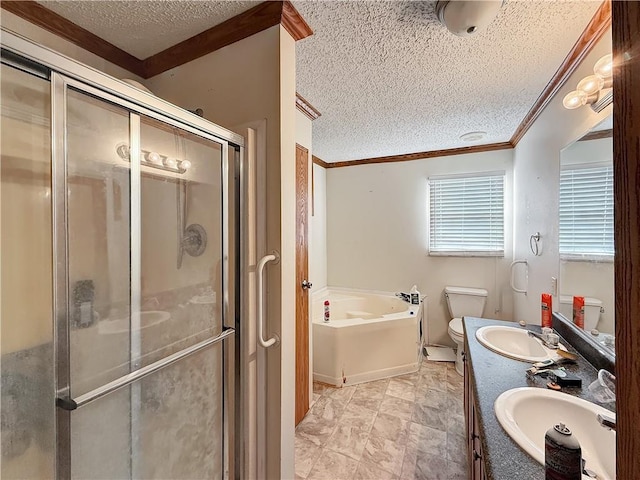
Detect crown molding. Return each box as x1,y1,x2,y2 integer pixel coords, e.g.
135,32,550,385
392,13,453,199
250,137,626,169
325,142,513,168
1,0,145,77
509,0,611,146
312,155,330,168
282,1,313,41
2,1,312,79
143,1,291,78
296,93,321,120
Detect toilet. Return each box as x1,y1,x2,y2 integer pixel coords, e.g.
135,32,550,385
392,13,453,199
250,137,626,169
559,295,603,331
445,286,488,376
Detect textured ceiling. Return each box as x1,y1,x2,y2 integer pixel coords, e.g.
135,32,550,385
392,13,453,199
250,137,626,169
294,1,603,162
37,0,603,163
38,0,258,59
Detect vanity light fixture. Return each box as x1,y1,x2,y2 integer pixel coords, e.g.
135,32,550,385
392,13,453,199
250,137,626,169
435,1,504,37
563,54,613,112
116,143,192,174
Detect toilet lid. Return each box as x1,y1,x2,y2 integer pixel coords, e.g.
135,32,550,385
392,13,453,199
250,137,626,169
449,317,464,336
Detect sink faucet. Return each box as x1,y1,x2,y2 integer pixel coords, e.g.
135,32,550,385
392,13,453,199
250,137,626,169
597,413,616,431
527,330,558,349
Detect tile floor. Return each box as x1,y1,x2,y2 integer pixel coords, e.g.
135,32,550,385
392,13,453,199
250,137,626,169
295,360,468,480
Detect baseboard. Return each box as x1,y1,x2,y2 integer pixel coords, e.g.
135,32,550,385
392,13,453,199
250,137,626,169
313,362,419,388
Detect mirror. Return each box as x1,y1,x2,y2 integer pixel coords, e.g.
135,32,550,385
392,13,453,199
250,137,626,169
557,113,614,352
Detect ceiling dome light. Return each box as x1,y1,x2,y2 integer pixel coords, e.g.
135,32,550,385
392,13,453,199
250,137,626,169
594,54,613,79
436,1,504,37
577,75,605,96
562,90,588,110
460,131,487,142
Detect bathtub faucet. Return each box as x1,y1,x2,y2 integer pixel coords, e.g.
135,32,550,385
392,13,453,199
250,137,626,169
395,292,411,303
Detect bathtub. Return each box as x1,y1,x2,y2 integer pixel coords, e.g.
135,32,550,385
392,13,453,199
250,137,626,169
312,288,422,387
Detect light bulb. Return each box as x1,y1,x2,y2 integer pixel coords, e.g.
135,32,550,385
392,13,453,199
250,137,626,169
180,160,192,170
577,75,604,95
146,151,162,164
163,157,178,169
594,54,613,79
563,90,587,110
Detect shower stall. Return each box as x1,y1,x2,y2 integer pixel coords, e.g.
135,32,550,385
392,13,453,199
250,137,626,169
0,31,261,479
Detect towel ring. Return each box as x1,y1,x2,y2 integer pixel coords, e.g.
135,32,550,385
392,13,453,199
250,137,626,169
529,232,541,256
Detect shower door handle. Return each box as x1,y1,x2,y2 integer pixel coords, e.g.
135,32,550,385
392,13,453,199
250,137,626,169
256,252,280,348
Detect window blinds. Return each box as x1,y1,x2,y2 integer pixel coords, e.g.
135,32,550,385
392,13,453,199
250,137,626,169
429,173,505,256
559,164,614,258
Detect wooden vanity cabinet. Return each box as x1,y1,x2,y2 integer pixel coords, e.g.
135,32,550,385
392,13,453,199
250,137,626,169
464,352,487,480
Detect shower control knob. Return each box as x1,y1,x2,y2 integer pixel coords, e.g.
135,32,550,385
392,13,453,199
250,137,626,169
302,280,313,290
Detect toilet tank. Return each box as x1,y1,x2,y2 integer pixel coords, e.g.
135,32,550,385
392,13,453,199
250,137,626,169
559,295,603,331
444,286,488,319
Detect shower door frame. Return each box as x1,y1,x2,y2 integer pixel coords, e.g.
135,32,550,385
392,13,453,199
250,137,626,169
53,74,236,479
0,29,246,480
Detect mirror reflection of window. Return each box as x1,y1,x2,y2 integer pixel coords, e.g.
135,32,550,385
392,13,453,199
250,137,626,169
559,163,614,260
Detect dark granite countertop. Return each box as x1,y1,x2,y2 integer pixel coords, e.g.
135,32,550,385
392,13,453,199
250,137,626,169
463,317,615,480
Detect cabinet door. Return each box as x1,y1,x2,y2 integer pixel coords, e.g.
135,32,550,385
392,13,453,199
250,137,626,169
464,354,474,474
472,403,486,480
466,355,486,480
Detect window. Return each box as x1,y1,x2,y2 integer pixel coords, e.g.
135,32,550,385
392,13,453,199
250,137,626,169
428,172,505,256
559,163,614,259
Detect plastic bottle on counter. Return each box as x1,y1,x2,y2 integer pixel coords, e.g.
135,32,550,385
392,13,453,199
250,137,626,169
541,293,553,328
324,300,330,322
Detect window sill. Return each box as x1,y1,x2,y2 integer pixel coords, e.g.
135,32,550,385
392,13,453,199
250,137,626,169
428,251,504,258
560,254,614,263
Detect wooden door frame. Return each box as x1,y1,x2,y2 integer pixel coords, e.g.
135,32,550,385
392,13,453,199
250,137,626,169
612,1,640,477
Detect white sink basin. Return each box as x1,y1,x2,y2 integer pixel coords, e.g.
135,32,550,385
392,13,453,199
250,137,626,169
98,310,170,335
476,325,562,362
495,387,615,479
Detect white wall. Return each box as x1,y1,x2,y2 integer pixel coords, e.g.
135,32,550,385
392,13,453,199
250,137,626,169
561,136,612,167
296,109,328,291
278,29,297,479
512,28,612,323
326,149,514,346
146,25,298,479
311,164,328,290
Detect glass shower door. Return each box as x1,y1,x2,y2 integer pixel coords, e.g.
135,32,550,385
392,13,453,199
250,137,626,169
54,76,233,479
